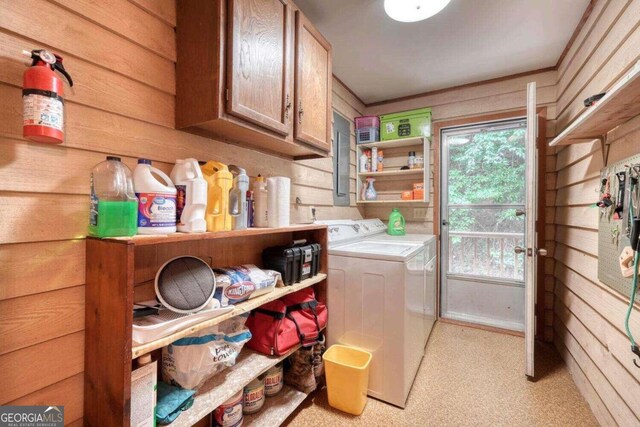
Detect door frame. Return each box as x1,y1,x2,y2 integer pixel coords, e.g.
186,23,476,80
432,108,547,339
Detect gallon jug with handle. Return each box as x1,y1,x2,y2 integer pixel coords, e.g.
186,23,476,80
134,159,177,234
170,158,207,233
201,161,233,232
89,156,138,237
229,165,249,230
388,208,406,236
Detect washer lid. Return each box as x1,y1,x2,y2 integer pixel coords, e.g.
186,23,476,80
329,240,423,261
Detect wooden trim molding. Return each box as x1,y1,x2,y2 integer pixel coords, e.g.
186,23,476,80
332,74,366,107
554,0,596,69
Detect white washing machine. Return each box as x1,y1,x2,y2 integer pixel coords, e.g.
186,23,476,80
317,219,436,408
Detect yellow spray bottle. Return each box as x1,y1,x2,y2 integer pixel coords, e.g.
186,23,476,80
201,161,233,231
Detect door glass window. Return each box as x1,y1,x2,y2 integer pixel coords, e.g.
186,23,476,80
444,120,526,281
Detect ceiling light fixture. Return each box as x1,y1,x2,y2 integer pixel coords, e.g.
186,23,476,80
384,0,450,23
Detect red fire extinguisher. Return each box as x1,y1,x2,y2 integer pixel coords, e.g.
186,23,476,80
22,49,73,144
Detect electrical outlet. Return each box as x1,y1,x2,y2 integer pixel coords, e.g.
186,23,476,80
309,206,317,222
413,208,427,219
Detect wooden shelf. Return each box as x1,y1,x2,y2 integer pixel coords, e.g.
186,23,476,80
357,135,428,149
170,348,303,427
356,199,426,204
131,274,327,358
244,385,308,426
357,168,424,178
95,224,327,246
549,60,640,146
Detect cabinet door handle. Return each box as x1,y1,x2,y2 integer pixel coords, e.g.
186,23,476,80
298,101,304,124
284,94,292,120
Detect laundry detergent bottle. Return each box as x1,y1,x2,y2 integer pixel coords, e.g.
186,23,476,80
388,208,406,236
201,161,233,232
134,159,177,234
229,165,249,230
170,158,207,233
88,156,138,237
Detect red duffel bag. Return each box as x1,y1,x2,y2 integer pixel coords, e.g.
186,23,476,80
246,287,328,356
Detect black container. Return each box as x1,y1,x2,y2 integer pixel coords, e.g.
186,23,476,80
263,240,321,285
263,245,301,286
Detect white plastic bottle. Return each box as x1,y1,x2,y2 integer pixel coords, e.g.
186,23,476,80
253,175,268,227
134,159,177,234
170,159,207,233
229,166,250,230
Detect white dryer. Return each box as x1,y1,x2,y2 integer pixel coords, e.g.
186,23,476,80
317,219,436,408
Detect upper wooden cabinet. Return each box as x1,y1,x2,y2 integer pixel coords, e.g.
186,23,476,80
294,11,332,151
176,0,332,159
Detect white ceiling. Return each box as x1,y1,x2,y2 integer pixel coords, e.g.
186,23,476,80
295,0,590,104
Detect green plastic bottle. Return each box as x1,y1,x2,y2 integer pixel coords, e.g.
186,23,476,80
88,156,138,238
387,208,406,236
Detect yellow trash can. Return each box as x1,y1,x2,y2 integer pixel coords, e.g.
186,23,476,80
323,344,372,415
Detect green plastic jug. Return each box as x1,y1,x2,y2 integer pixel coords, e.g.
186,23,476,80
387,208,406,236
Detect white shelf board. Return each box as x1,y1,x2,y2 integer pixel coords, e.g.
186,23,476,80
549,60,640,146
243,385,308,426
171,347,302,427
357,169,424,178
357,136,428,149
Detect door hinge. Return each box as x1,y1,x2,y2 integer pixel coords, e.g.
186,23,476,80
225,89,229,101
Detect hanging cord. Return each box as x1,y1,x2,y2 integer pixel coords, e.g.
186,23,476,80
624,169,640,367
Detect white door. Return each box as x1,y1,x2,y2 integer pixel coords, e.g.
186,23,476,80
524,81,540,379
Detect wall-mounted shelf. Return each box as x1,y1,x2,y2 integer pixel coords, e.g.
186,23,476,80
357,168,424,178
132,273,327,358
358,135,428,149
549,60,640,147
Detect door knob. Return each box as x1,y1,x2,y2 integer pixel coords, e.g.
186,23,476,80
515,209,525,216
514,246,525,254
442,220,449,226
537,248,548,256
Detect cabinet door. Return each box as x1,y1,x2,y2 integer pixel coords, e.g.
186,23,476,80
294,10,332,151
227,0,291,135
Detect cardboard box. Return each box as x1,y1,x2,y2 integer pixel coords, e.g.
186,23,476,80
401,191,414,200
413,189,424,200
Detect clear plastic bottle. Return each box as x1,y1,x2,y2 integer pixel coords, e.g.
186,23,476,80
88,156,138,237
253,175,268,227
229,165,249,230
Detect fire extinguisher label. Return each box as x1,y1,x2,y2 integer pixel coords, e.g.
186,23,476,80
23,93,64,131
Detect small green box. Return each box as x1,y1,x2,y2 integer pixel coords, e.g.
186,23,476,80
379,107,432,141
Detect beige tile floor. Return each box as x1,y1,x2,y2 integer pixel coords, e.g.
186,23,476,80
285,322,597,427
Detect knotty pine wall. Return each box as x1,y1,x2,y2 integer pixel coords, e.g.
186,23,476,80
0,0,362,423
551,0,640,425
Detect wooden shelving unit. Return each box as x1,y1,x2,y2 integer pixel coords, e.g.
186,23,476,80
549,60,640,147
84,224,328,426
356,136,431,204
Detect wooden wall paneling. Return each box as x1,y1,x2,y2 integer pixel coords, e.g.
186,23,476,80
0,33,174,127
554,206,599,230
128,0,176,26
0,331,84,403
555,225,599,255
556,0,628,96
0,240,85,301
555,337,617,426
49,0,177,61
0,193,88,244
0,0,175,93
0,286,85,355
84,239,134,426
554,325,633,426
7,373,84,425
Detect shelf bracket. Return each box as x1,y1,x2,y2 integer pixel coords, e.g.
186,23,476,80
599,135,611,166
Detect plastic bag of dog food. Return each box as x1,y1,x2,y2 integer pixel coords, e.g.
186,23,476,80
162,315,251,390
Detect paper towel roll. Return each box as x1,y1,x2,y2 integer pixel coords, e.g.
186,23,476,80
267,177,290,228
